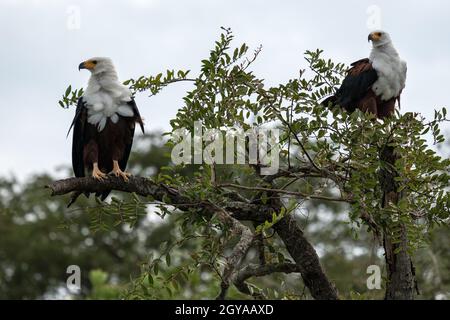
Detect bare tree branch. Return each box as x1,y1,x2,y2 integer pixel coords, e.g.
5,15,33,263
234,263,302,299
214,206,255,300
219,183,351,203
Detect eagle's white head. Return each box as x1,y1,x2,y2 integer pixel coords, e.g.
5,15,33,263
79,57,133,132
78,57,117,76
368,30,393,48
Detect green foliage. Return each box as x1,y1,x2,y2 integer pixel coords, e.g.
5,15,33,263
255,207,288,235
125,69,191,97
59,85,83,109
158,29,449,253
49,28,450,300
87,269,122,299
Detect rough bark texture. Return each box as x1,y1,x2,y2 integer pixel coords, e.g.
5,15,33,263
47,176,338,300
234,263,302,299
379,146,415,300
214,207,255,300
274,216,338,300
383,227,415,300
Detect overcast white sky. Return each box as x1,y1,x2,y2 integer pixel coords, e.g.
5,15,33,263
0,0,449,181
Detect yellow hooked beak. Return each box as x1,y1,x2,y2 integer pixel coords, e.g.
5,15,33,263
78,60,97,71
368,32,382,42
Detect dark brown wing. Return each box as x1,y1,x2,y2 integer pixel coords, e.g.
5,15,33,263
119,98,144,172
128,98,145,134
70,97,87,177
67,97,89,207
323,58,378,113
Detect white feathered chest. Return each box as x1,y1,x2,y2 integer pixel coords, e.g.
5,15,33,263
82,74,134,132
370,46,407,101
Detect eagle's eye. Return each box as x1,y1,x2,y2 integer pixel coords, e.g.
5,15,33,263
92,60,98,64
377,32,382,37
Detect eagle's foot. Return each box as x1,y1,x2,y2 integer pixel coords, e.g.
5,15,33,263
113,169,131,182
112,160,131,182
92,163,107,181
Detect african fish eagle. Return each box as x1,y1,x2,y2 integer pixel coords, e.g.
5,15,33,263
323,31,407,118
69,57,144,201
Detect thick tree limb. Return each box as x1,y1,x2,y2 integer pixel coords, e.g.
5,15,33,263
252,165,339,300
47,176,338,300
233,263,302,299
48,176,189,205
214,206,255,300
380,145,415,300
47,176,272,219
49,176,256,300
273,215,338,299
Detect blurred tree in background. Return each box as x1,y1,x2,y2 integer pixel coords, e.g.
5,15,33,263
0,131,449,299
1,131,448,299
0,134,169,299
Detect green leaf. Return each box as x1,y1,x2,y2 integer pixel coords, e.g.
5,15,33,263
65,85,72,97
147,274,154,286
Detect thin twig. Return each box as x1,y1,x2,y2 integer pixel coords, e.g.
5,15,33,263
219,183,351,203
